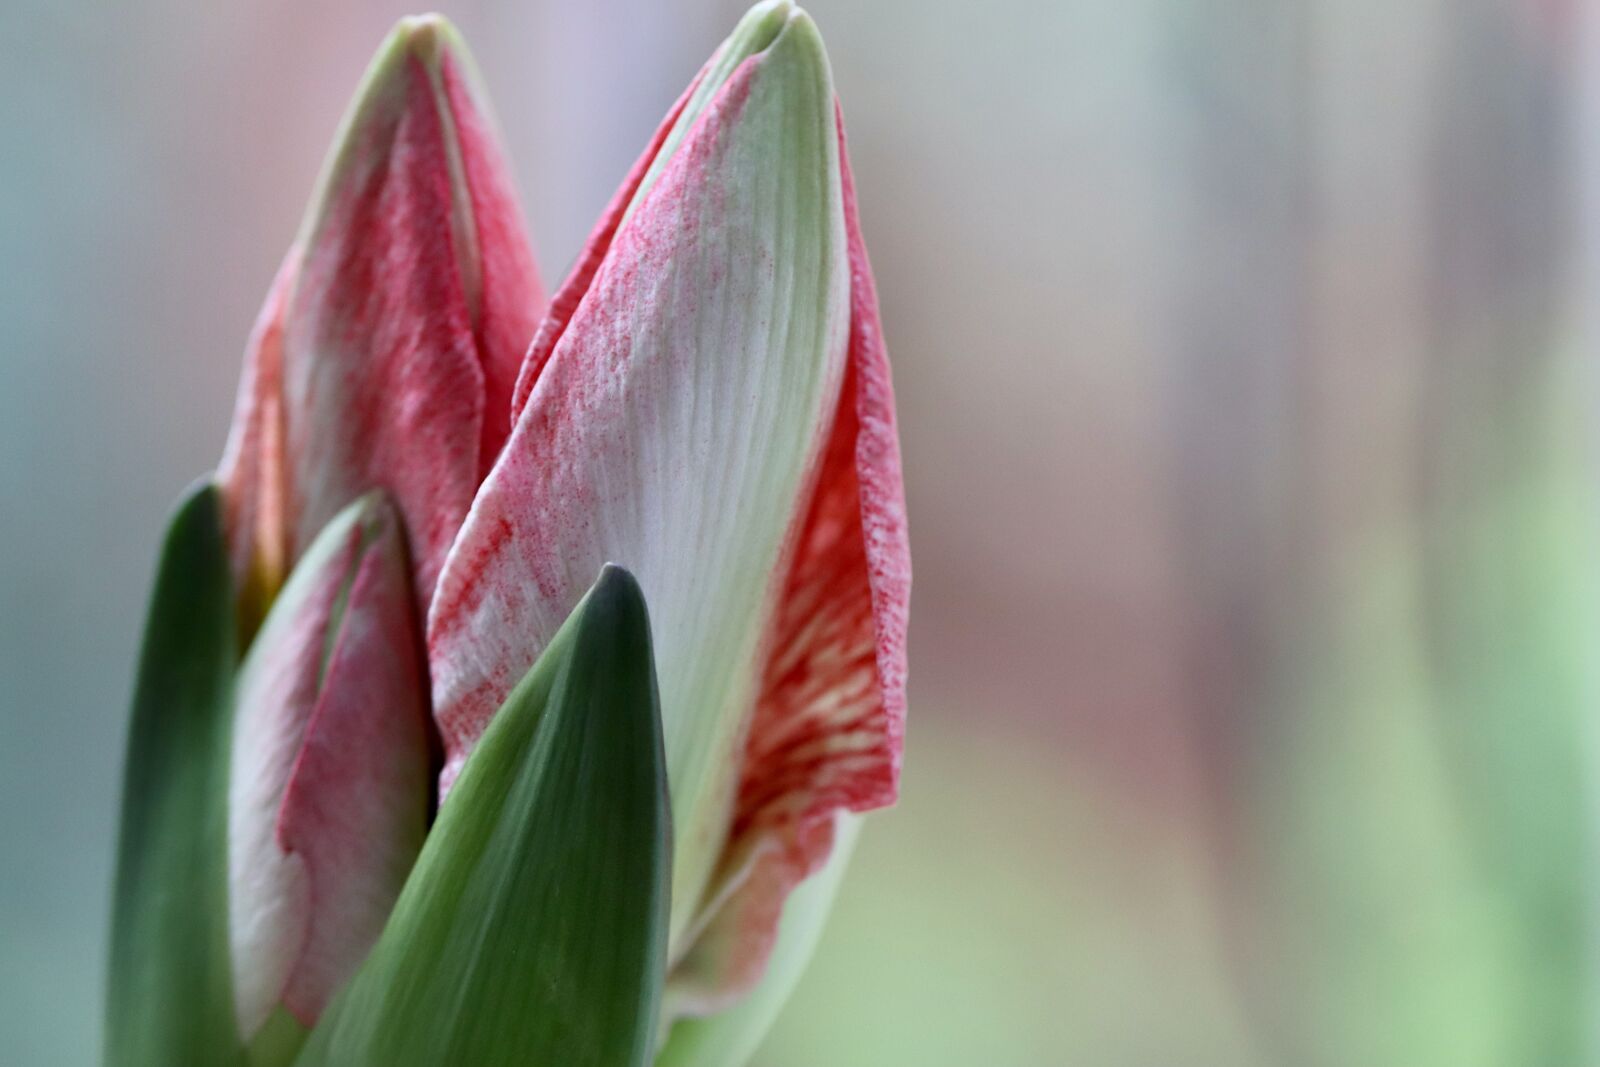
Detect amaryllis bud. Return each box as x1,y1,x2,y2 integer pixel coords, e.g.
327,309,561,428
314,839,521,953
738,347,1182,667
212,14,544,1050
427,0,909,1036
227,492,430,1043
219,14,544,635
296,565,670,1067
110,7,905,1064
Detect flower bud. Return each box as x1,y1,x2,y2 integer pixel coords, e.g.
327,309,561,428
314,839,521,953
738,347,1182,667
227,493,431,1042
427,1,909,1034
219,15,544,635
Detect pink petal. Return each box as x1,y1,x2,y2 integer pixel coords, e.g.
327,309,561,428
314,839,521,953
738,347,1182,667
440,48,547,478
666,105,910,1011
223,18,543,619
217,251,296,638
227,495,430,1036
429,13,853,952
275,509,432,1026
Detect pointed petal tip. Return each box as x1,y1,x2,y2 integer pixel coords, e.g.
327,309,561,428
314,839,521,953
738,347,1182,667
731,0,798,54
761,4,830,79
719,2,831,138
284,10,544,615
311,10,480,221
387,13,486,88
347,489,400,539
730,0,828,80
394,12,455,38
610,0,829,232
387,12,468,69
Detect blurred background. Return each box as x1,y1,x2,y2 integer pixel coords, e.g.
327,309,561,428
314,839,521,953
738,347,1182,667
4,0,1598,1063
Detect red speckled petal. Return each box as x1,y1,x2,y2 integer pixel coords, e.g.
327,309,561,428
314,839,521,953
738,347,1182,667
217,251,296,637
509,0,794,423
429,12,850,953
275,18,542,613
666,106,911,1013
507,69,703,424
227,495,429,1038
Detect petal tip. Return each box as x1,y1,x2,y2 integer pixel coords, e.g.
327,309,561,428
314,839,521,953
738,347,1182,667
389,12,466,67
732,0,798,53
761,4,830,80
732,1,827,78
348,489,401,538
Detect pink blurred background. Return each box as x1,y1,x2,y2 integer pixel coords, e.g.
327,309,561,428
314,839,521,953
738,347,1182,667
3,0,1597,1063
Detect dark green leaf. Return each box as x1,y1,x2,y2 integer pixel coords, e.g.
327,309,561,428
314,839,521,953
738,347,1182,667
106,482,242,1066
298,564,671,1067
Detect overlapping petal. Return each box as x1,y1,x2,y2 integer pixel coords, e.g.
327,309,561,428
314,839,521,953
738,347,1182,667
667,110,909,1010
227,494,431,1039
204,0,902,1048
217,252,295,637
427,0,909,1015
219,16,544,625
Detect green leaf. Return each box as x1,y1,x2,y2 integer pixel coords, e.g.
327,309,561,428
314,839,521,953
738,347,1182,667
297,564,671,1067
106,482,242,1067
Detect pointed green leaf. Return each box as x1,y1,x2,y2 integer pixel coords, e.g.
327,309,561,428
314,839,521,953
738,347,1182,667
106,482,242,1067
298,564,670,1067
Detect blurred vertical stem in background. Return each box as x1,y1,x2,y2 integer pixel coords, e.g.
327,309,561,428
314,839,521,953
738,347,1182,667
1164,1,1596,1064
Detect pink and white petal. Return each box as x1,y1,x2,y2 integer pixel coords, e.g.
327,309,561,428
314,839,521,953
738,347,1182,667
275,501,431,1026
508,0,794,422
227,495,429,1037
508,69,703,424
227,509,343,1041
666,110,911,1010
281,17,542,611
217,250,296,636
429,10,850,949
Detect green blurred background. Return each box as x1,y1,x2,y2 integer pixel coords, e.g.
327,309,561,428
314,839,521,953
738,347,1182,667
4,0,1598,1063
